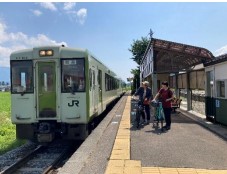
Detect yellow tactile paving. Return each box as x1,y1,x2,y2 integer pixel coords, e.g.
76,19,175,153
105,95,227,174
142,167,227,174
105,160,142,174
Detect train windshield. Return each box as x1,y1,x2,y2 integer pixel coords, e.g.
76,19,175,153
11,60,33,94
61,58,85,93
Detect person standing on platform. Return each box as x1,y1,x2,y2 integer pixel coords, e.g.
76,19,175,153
133,81,152,124
152,81,173,130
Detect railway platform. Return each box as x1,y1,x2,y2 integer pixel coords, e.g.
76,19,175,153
58,94,227,174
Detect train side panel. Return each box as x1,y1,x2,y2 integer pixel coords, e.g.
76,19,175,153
58,48,89,140
59,48,88,124
11,94,36,123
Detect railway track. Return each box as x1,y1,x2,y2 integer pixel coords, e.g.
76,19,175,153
0,96,118,174
0,141,79,174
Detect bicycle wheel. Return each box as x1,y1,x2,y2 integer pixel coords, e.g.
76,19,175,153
136,110,140,128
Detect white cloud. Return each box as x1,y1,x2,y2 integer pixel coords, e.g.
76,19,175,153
0,21,6,33
25,34,67,47
63,2,76,11
35,3,87,25
76,8,87,25
65,8,87,25
39,2,57,11
214,45,227,56
0,46,15,67
0,21,67,67
0,45,29,69
0,21,8,43
8,32,28,43
32,10,42,16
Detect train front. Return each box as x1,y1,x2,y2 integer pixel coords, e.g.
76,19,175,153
10,46,89,143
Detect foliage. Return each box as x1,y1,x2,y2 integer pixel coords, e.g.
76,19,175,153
129,37,150,93
130,68,140,94
128,37,150,65
0,92,25,155
0,92,10,114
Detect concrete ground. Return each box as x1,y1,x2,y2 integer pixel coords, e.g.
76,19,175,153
59,95,227,174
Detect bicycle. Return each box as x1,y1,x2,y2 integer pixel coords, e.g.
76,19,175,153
131,97,145,128
135,100,145,128
131,98,144,128
151,100,165,131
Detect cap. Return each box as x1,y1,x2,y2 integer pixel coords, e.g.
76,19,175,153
142,81,149,85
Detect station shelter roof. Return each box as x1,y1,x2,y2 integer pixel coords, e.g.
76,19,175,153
146,38,215,73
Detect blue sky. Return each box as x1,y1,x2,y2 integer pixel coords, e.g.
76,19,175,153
1,2,227,82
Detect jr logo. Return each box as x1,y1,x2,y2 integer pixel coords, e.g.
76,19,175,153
68,100,79,107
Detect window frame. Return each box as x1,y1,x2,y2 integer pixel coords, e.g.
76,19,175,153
216,80,226,98
61,58,86,93
10,60,34,94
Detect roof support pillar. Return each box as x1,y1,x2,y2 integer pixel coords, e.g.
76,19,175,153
151,73,158,97
186,71,192,111
175,73,179,98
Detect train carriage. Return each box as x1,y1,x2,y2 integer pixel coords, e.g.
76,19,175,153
10,45,124,143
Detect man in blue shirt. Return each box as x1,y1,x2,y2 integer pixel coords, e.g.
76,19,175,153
134,81,152,124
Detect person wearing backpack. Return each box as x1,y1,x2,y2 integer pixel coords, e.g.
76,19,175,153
152,81,173,130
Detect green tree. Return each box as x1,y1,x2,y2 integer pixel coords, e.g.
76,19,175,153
130,68,140,94
129,37,150,65
129,37,149,93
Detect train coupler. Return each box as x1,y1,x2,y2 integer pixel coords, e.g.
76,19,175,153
37,133,55,143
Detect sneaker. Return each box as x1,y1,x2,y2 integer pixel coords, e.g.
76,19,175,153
166,127,171,130
146,120,150,125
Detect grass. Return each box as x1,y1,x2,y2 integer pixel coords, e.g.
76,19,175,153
0,92,25,155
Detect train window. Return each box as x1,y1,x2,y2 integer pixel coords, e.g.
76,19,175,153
105,73,118,91
98,70,102,86
93,70,95,87
216,80,225,98
41,72,53,92
105,75,108,91
61,58,85,93
89,69,92,90
11,60,33,93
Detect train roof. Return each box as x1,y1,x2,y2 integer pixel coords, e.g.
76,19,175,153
10,45,121,79
10,45,86,57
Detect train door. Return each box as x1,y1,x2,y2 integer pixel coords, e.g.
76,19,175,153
90,66,98,115
36,62,57,118
98,69,103,111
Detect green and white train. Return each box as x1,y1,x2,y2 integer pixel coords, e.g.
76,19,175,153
10,45,125,143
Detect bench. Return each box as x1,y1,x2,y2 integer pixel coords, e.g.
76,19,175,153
171,98,182,113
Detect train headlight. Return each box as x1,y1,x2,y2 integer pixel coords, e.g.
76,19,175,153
39,50,46,56
46,50,53,56
39,50,53,57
